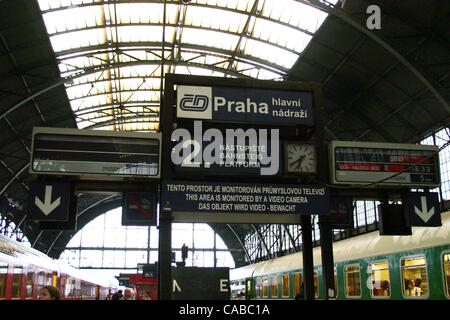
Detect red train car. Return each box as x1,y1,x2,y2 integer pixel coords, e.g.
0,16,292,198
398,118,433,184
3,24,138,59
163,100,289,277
0,234,116,300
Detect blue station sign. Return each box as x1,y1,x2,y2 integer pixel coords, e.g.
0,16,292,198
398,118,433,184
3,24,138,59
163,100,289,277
177,85,314,126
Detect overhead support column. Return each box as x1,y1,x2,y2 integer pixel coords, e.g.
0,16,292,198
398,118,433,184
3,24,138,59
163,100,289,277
300,214,314,300
319,214,335,299
158,207,173,300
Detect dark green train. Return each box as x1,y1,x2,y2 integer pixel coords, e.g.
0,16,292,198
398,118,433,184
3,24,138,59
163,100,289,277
230,211,450,300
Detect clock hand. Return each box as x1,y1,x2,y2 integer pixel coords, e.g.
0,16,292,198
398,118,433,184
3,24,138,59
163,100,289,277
289,158,301,167
297,155,305,169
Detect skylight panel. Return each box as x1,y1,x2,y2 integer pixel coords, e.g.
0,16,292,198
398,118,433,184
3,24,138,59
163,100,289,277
116,26,164,43
114,3,163,24
200,0,255,12
185,5,247,33
260,0,328,34
38,0,94,11
252,18,311,53
49,29,106,52
183,28,239,51
244,38,298,69
46,7,97,32
66,83,94,100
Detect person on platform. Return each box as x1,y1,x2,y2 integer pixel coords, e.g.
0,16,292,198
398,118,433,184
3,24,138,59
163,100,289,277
38,285,61,300
294,283,305,300
123,288,133,300
111,289,123,300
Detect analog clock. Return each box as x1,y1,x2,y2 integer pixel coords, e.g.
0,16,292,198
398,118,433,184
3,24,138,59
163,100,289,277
285,142,317,174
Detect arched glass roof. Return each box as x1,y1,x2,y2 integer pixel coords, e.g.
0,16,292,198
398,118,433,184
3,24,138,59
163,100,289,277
37,0,338,131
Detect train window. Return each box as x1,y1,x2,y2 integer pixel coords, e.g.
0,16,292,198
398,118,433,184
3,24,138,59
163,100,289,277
0,261,7,299
37,271,45,293
12,266,23,298
60,275,66,298
344,265,361,298
45,273,52,286
282,274,289,298
314,271,319,298
401,256,429,298
293,272,302,296
443,252,450,299
262,278,269,298
230,281,238,298
334,267,338,298
255,278,262,297
65,277,72,297
26,267,35,299
271,276,278,298
369,261,390,298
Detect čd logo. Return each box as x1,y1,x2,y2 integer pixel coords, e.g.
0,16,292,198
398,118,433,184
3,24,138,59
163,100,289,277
179,94,209,112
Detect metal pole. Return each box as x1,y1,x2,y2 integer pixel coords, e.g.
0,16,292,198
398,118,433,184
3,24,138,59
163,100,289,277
300,214,314,300
158,207,172,300
319,214,335,299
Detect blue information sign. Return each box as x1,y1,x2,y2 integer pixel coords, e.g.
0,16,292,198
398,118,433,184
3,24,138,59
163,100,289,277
28,180,71,221
404,192,442,227
177,85,314,126
162,180,329,215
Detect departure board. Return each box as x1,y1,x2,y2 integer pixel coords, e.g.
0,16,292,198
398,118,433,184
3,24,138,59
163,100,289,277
329,141,440,187
30,127,161,180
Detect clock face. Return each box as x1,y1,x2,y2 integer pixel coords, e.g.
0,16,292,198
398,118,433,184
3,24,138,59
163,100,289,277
285,143,316,173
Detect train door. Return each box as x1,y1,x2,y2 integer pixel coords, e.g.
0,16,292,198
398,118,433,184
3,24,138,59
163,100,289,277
0,261,8,299
245,278,254,300
25,265,36,299
11,265,24,299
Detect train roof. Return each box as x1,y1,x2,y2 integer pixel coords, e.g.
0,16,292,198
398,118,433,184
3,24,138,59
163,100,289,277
230,211,450,280
0,234,116,288
0,233,56,270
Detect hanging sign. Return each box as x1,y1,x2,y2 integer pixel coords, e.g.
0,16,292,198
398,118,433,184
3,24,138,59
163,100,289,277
177,85,314,126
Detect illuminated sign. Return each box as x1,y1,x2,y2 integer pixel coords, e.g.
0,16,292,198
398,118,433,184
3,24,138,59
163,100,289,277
329,141,440,187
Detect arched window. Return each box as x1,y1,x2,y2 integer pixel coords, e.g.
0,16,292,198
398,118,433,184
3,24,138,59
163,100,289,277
59,207,235,281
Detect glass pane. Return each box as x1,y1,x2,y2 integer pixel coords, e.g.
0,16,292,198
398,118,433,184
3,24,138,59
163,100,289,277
282,274,290,297
26,269,35,298
401,257,429,297
262,278,269,297
443,253,450,298
37,271,45,293
314,271,319,298
0,262,7,298
293,272,303,296
271,276,278,297
345,265,361,297
370,261,390,297
256,278,262,297
12,267,23,298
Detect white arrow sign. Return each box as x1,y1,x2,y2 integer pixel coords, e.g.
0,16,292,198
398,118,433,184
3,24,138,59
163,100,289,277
414,196,435,223
35,185,61,216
